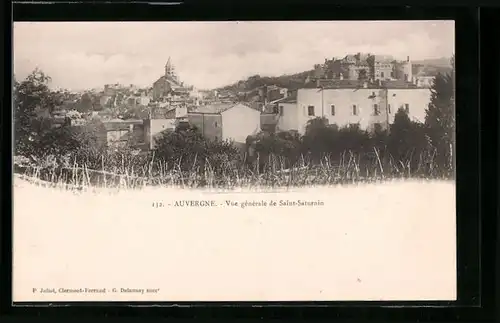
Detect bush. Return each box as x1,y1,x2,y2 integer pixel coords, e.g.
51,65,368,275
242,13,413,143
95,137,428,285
246,130,302,170
154,124,241,174
302,117,371,162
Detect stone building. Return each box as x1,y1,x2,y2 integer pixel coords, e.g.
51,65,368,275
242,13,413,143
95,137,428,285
152,57,192,100
309,53,413,83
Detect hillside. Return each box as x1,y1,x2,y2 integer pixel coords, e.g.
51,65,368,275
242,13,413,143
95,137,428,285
217,70,313,93
216,57,452,94
412,57,453,76
412,57,452,68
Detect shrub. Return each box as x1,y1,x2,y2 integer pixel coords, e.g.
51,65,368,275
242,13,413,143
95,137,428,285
154,124,241,174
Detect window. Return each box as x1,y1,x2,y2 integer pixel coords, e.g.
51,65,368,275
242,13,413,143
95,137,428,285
352,105,358,116
390,71,394,78
308,105,315,116
405,104,410,113
331,104,335,116
388,104,391,114
380,72,385,78
279,105,284,116
373,104,380,116
214,121,218,127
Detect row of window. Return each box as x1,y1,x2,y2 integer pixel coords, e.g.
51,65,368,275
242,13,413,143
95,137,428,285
304,103,410,117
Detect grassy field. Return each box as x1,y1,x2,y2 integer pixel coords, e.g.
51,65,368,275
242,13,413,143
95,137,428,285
14,149,451,191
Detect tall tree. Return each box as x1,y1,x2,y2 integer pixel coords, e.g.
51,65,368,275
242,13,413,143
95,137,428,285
14,69,56,157
424,55,455,173
78,92,94,112
366,54,376,81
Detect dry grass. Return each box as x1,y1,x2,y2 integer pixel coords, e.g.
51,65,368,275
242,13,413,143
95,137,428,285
14,147,452,192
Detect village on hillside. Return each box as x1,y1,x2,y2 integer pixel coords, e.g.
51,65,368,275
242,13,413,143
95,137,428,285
37,52,450,153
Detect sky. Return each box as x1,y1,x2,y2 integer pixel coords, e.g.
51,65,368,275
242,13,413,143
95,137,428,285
13,21,454,91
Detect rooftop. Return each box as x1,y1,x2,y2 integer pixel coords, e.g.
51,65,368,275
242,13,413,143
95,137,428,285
310,79,419,89
272,93,298,104
190,103,237,114
103,119,143,131
190,103,254,114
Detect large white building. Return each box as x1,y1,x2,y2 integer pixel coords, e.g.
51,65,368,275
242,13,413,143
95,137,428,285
273,81,432,135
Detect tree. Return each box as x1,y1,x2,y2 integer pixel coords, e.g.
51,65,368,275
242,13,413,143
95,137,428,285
389,108,416,160
358,69,368,81
424,58,455,173
389,108,429,174
78,92,93,112
14,69,57,157
154,124,206,167
366,54,375,81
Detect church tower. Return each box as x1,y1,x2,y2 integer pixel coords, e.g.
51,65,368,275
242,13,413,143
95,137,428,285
165,57,173,77
164,57,179,83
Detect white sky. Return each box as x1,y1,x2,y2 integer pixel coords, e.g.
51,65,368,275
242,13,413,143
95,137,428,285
13,21,454,91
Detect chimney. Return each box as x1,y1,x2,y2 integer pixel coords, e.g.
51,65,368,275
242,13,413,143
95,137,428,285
407,56,410,62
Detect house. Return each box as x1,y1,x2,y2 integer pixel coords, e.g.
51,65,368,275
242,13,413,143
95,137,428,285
188,103,261,149
271,81,431,135
260,93,298,132
143,118,177,150
272,95,299,132
69,118,86,127
137,95,151,106
416,76,435,88
148,104,188,120
102,119,144,149
264,85,288,102
413,75,435,88
97,108,115,120
100,95,113,108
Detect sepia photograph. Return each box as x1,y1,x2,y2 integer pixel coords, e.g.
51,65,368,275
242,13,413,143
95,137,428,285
13,20,456,302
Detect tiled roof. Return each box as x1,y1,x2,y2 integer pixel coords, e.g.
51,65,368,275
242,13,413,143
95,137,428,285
190,103,251,114
103,119,143,131
103,123,130,131
273,93,298,104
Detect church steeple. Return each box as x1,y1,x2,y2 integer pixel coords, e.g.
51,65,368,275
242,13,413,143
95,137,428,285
165,57,173,77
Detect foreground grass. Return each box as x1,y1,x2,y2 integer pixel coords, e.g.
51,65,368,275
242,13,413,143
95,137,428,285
14,150,453,191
